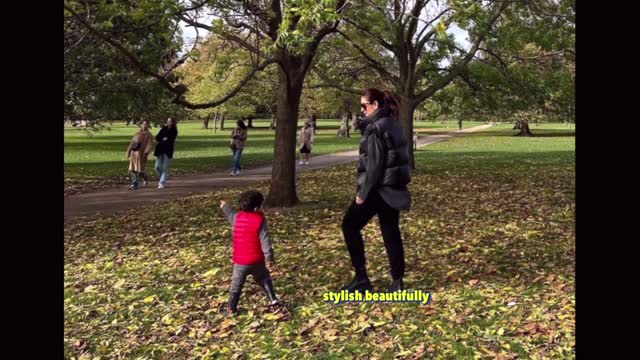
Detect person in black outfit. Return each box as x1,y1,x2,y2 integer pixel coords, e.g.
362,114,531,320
340,88,412,293
153,117,178,189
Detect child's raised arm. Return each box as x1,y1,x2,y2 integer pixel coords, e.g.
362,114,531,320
220,200,237,225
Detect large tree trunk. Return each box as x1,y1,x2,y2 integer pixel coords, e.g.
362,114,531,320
514,119,533,136
399,100,416,170
247,117,254,128
265,67,304,207
337,111,350,137
203,114,210,129
351,112,358,137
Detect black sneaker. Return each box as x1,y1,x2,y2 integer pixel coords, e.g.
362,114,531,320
340,275,373,293
389,278,404,292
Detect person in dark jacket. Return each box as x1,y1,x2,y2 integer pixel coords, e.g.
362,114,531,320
153,117,178,189
309,113,318,134
230,120,248,176
340,88,412,294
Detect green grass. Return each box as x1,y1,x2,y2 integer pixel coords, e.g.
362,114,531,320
65,123,575,359
418,123,576,172
414,120,487,131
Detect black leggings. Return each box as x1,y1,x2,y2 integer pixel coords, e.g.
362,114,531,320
341,191,405,279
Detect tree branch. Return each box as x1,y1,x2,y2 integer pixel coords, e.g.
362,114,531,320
343,17,397,55
64,4,276,110
415,1,511,104
267,0,283,41
178,14,262,55
308,65,362,95
405,0,427,47
336,29,400,84
415,8,453,54
458,72,479,92
161,20,201,77
175,58,276,109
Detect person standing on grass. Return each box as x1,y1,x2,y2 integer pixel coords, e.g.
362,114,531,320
230,119,248,176
298,120,315,165
153,117,178,189
219,190,279,315
339,88,411,294
127,119,153,190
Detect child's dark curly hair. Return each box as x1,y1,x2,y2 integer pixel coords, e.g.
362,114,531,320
238,190,264,211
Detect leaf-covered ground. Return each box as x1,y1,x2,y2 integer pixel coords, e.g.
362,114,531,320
64,125,575,359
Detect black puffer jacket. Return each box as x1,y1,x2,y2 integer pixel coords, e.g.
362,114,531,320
153,125,178,158
356,108,411,204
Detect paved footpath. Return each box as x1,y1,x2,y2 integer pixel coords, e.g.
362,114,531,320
64,125,492,223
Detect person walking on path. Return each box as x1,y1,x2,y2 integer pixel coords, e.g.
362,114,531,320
153,117,178,189
230,120,248,176
126,119,153,190
298,121,315,165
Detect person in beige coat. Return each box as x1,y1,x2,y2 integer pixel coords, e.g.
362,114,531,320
298,121,315,165
127,119,154,189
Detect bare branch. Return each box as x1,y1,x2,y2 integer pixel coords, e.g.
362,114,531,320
343,17,397,55
458,72,479,92
514,49,575,61
161,24,200,77
308,65,362,95
178,14,262,55
478,47,510,70
336,29,400,84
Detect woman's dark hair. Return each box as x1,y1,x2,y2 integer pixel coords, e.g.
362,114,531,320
237,119,247,130
238,190,264,211
362,88,400,118
141,118,150,126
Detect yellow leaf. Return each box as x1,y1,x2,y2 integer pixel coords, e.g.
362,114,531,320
113,279,125,289
202,268,220,277
161,314,173,325
263,313,283,321
323,328,339,341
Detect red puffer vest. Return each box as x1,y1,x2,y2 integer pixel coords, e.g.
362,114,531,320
233,211,265,265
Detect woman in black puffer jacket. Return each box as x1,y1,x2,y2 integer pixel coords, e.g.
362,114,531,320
339,88,411,293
